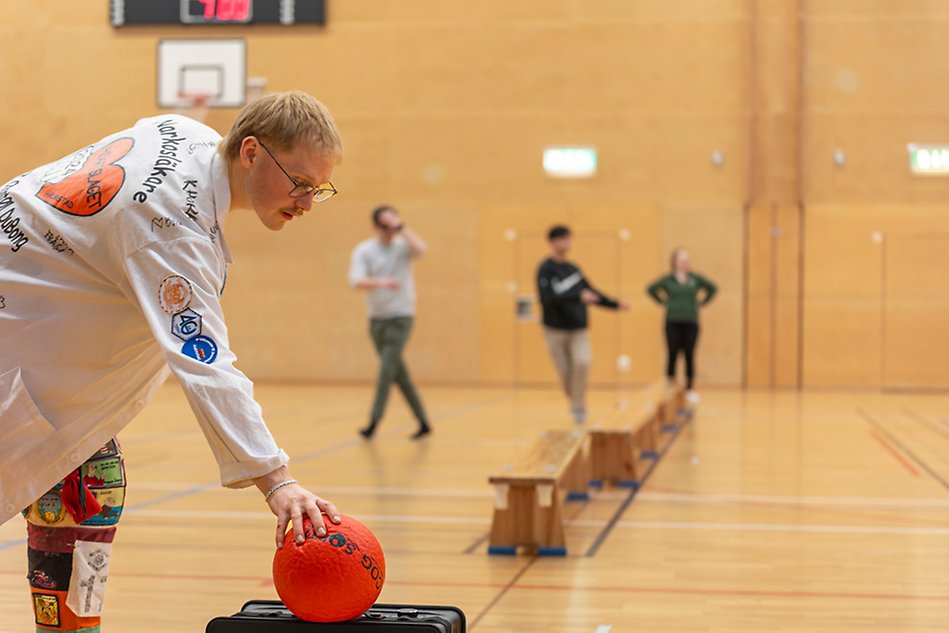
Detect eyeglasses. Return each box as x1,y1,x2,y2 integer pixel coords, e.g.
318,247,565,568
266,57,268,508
257,140,338,203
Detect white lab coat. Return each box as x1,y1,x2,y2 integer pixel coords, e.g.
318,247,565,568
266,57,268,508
0,115,288,524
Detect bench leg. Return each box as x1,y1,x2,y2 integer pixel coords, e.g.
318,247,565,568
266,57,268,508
637,417,659,459
562,443,591,502
488,484,567,555
590,432,640,487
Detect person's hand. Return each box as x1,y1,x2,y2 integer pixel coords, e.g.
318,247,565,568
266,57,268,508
253,466,341,549
619,300,631,312
580,289,599,304
379,278,400,290
266,483,341,549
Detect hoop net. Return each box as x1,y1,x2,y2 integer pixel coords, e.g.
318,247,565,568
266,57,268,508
176,92,212,122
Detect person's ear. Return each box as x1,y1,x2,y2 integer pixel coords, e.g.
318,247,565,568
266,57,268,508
239,136,260,169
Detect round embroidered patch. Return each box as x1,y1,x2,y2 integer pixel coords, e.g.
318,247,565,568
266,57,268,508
181,335,218,364
35,491,64,525
159,274,193,315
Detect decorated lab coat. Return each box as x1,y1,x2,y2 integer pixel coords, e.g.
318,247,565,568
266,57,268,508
0,115,288,524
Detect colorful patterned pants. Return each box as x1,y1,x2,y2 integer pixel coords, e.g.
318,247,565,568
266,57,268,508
21,439,125,633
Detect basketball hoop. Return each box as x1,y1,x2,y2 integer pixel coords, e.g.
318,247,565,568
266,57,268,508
176,92,212,123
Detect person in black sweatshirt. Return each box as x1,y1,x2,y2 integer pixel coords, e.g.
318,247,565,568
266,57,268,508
537,225,629,423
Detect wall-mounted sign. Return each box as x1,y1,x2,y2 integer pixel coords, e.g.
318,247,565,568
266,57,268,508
543,147,597,179
908,144,949,176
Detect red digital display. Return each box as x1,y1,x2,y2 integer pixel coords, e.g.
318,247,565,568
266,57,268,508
201,0,250,21
184,0,252,23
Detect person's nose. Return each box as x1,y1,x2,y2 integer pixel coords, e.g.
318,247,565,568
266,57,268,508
294,194,314,213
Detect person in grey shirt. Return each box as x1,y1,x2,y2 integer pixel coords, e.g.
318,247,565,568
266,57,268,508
348,205,432,440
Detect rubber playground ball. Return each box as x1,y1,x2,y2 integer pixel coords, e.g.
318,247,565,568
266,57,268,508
272,515,386,622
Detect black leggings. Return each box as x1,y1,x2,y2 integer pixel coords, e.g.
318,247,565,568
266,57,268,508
665,321,699,389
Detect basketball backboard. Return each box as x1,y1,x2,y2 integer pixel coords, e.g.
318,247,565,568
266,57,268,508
157,39,247,108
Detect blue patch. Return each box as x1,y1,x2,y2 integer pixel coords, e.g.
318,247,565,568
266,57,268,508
171,308,203,341
181,335,218,364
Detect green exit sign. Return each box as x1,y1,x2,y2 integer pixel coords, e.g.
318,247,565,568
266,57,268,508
908,144,949,175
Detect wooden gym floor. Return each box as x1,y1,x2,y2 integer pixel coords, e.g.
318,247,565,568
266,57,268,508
1,382,947,632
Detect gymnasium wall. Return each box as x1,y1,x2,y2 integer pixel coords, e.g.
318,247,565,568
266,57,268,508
0,1,749,387
2,1,947,389
802,1,949,389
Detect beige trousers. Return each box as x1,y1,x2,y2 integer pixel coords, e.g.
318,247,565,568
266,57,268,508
543,327,591,412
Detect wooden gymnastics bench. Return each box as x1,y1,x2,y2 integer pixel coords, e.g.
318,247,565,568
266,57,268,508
587,381,687,489
487,430,590,556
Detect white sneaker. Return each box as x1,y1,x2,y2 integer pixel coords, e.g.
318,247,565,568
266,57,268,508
686,390,700,404
571,409,587,424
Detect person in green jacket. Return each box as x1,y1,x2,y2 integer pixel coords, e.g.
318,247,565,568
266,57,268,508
647,249,717,401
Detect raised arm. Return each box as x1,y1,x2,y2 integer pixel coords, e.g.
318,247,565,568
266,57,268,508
400,226,427,258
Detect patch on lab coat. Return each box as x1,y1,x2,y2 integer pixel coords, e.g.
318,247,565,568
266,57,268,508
81,456,125,489
181,335,218,364
34,490,66,525
81,488,125,527
66,540,112,617
36,137,134,217
33,593,61,627
171,308,203,341
90,439,120,459
158,274,193,314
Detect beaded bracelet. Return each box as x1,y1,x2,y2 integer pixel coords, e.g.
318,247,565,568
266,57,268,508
264,479,298,500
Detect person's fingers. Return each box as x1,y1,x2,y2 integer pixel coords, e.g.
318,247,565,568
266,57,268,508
305,502,327,537
291,508,305,545
317,498,342,524
275,510,289,549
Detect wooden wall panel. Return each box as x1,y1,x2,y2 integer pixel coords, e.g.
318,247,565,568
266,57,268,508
804,5,949,205
774,205,802,387
803,205,949,388
1,2,749,386
883,235,949,389
746,205,775,388
662,204,745,386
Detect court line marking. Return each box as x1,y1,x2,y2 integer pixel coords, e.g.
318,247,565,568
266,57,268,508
128,482,949,509
122,509,949,536
636,491,949,508
902,407,949,442
0,393,511,553
585,413,693,556
584,487,636,557
869,429,920,476
859,407,949,490
128,482,503,498
609,520,949,535
469,556,537,631
2,568,945,603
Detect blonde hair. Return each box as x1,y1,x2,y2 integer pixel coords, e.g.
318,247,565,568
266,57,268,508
670,248,689,272
220,91,342,163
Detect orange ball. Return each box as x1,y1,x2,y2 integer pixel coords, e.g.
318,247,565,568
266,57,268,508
272,515,386,622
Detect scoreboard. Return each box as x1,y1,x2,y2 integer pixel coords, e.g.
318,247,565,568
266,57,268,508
110,0,326,27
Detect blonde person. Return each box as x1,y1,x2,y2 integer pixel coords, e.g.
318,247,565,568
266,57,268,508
537,225,630,423
0,92,343,631
647,249,717,403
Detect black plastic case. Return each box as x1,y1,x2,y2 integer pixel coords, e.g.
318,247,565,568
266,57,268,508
206,600,466,632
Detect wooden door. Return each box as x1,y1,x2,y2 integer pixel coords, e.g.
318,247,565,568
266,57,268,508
883,234,949,389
